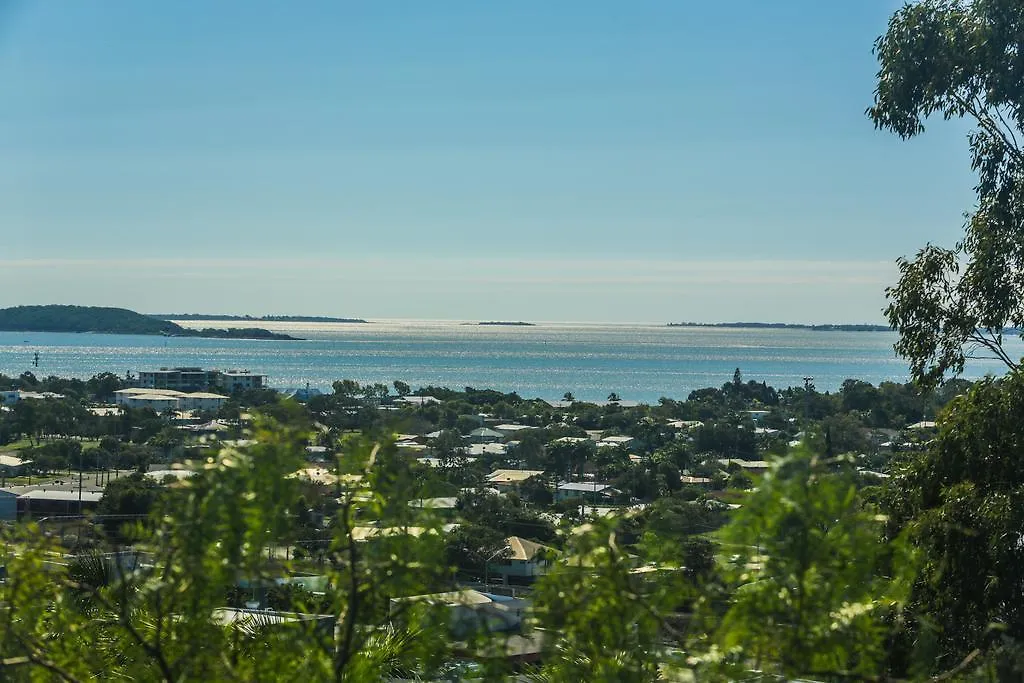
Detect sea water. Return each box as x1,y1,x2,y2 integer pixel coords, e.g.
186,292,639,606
1,320,1020,404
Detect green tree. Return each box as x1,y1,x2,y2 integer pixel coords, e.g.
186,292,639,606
883,370,1024,675
708,451,913,680
870,0,1024,388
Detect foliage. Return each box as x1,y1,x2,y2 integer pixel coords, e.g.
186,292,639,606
883,370,1024,674
870,0,1024,388
706,450,915,680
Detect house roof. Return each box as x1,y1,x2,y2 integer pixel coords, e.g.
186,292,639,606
717,458,770,469
16,489,104,502
0,454,26,468
115,388,187,397
487,469,543,484
393,588,495,607
470,427,505,438
467,443,507,456
557,482,614,493
494,424,531,432
408,497,459,510
504,536,552,562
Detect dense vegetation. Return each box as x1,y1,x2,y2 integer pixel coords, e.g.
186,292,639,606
0,305,181,335
0,305,297,340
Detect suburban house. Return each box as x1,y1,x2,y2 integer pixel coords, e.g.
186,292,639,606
394,395,441,406
466,443,507,457
667,420,704,430
390,589,529,638
408,497,459,517
717,458,771,474
554,481,619,503
8,488,104,517
487,536,555,585
0,454,30,478
493,424,533,437
469,427,505,444
211,607,335,636
597,435,637,450
1,390,66,405
486,469,544,492
551,436,589,446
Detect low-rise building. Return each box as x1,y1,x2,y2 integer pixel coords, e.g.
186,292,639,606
469,427,505,444
138,367,266,393
554,481,618,503
114,388,228,412
488,536,555,584
390,589,528,638
486,469,544,491
597,435,637,450
1,390,66,405
0,454,30,477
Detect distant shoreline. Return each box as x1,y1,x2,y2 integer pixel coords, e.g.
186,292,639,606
152,314,368,324
473,321,535,327
0,305,301,340
667,322,893,332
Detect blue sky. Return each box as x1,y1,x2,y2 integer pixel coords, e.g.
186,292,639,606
0,1,977,322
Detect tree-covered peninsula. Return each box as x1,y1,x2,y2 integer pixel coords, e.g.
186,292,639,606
0,305,299,340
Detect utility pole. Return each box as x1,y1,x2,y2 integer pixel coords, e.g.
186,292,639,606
78,449,83,514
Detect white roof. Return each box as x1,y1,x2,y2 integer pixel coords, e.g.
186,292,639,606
409,497,459,510
18,489,104,502
115,388,187,397
0,454,26,468
557,482,614,493
396,396,440,405
417,457,478,468
186,392,229,400
145,469,196,481
494,424,531,432
470,427,505,438
467,443,507,456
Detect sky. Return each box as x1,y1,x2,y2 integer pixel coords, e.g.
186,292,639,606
0,1,978,323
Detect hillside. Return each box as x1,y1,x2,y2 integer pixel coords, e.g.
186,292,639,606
0,305,298,340
0,305,182,335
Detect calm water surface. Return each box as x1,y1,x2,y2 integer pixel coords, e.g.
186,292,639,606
1,320,1019,403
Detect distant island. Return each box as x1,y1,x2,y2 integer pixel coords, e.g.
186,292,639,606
0,306,300,340
475,321,535,326
667,322,893,332
152,314,368,324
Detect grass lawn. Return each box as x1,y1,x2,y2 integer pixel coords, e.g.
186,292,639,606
0,437,102,453
0,438,34,453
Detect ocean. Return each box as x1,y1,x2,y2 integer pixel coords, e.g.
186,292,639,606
1,320,1019,404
